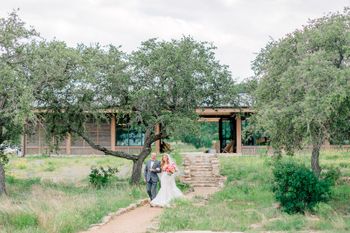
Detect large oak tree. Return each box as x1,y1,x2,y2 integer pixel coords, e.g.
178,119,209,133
0,11,39,195
30,37,234,184
252,9,350,176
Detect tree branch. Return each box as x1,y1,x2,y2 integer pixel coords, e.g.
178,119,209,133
69,127,138,161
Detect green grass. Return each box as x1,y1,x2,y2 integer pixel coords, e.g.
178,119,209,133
0,176,146,233
1,155,145,233
5,155,132,184
158,151,350,232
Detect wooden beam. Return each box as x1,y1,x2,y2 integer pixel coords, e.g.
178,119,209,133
236,115,242,154
196,107,254,117
198,118,221,122
111,115,116,151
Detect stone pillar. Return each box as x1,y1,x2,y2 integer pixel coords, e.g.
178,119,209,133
66,133,71,155
111,115,116,151
155,124,161,154
236,115,242,154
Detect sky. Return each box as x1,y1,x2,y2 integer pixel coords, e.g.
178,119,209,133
1,0,349,81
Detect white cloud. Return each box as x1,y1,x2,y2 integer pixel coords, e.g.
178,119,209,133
0,0,349,81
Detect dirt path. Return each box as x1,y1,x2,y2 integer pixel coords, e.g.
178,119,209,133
80,187,219,233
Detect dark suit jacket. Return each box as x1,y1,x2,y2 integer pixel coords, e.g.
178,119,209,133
144,160,161,183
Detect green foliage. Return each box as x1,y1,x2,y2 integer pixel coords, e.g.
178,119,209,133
322,166,341,186
175,122,218,148
5,212,38,229
159,152,350,232
129,36,235,139
0,153,9,165
252,8,350,171
88,166,118,189
272,159,333,213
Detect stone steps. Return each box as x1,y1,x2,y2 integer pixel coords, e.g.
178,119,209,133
182,153,224,188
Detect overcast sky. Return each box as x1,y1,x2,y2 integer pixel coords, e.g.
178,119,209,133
1,0,349,81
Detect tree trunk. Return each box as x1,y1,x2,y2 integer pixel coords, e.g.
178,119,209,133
0,163,7,196
131,159,144,184
311,143,322,177
130,129,155,184
130,142,152,184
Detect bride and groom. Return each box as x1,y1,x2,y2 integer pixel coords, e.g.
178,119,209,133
144,152,183,207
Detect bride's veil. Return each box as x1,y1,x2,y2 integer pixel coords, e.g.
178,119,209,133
157,153,178,179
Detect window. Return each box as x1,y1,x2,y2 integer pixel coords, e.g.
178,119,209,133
242,117,270,146
116,125,145,146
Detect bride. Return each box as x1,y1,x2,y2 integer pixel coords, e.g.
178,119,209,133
150,154,183,207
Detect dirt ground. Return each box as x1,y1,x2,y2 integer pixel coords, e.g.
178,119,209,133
80,187,220,233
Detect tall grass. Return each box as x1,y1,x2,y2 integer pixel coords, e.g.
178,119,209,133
1,155,145,233
158,151,350,232
0,177,146,233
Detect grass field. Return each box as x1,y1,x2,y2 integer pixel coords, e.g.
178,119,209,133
0,151,188,233
5,155,133,184
0,155,145,233
159,151,350,233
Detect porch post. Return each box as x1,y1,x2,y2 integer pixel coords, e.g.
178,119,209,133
236,115,242,154
218,118,223,153
111,115,116,151
21,134,27,157
66,133,71,155
155,124,161,154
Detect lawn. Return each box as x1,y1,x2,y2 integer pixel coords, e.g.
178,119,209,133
0,151,189,233
0,155,146,233
158,151,350,233
5,155,133,184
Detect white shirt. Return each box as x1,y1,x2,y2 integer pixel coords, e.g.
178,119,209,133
150,160,154,169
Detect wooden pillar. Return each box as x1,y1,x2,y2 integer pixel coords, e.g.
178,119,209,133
66,133,71,155
111,115,116,151
21,134,27,157
155,124,161,154
218,118,223,153
236,115,242,154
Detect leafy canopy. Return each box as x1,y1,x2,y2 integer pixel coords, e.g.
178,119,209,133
252,9,350,155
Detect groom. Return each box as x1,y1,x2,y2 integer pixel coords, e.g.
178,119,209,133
144,152,161,200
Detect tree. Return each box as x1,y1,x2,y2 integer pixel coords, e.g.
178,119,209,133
35,37,234,184
252,9,350,176
0,11,39,195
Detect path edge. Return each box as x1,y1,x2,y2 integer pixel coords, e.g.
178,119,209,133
85,198,150,231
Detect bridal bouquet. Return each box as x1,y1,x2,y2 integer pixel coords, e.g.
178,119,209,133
165,163,177,175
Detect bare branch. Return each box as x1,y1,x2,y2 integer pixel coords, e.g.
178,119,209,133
70,127,138,161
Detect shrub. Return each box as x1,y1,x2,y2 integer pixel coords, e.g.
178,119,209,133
272,159,333,214
322,166,341,186
89,166,118,189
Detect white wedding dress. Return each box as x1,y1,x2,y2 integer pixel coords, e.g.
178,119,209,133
150,171,183,207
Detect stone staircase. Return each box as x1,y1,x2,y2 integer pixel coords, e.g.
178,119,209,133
182,153,225,187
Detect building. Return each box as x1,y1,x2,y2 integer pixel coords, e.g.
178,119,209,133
22,106,348,156
22,107,261,155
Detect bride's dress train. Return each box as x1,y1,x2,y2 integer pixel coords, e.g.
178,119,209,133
150,172,183,207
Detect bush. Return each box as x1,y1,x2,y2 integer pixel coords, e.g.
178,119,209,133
272,159,333,214
89,166,118,189
322,166,341,186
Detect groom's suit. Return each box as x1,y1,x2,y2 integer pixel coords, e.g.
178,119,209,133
144,159,161,200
